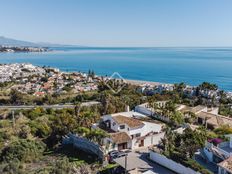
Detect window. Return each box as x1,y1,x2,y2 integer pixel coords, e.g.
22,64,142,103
131,133,141,139
119,125,125,129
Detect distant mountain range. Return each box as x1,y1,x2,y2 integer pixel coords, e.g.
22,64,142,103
0,36,80,47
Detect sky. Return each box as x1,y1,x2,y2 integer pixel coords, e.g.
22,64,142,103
0,0,232,47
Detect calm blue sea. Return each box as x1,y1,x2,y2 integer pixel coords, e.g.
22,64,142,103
0,47,232,91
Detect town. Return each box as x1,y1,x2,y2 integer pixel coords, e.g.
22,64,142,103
0,63,99,98
0,46,48,52
0,63,232,174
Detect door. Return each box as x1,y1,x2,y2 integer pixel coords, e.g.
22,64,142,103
139,139,144,147
118,143,127,150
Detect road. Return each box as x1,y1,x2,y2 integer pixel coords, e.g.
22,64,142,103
0,101,101,110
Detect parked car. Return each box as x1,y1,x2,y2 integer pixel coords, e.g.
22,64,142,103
109,156,116,164
108,150,119,163
108,150,128,163
109,150,119,158
116,151,127,158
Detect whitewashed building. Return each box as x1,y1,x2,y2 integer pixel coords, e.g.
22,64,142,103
201,135,232,174
93,111,164,151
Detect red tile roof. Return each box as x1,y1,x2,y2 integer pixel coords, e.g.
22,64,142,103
113,115,144,128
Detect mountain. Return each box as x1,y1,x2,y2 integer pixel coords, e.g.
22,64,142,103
0,36,39,47
0,36,81,47
36,42,83,47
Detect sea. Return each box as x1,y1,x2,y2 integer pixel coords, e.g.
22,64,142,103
0,47,232,91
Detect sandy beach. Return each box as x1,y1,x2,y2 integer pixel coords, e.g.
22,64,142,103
126,79,161,86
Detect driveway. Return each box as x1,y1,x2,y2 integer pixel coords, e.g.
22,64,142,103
195,152,217,174
114,149,176,174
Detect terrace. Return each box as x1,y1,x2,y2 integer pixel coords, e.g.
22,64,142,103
218,141,232,155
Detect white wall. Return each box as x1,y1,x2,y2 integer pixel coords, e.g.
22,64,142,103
130,132,164,150
149,150,201,174
144,132,164,147
129,127,143,136
131,139,139,149
135,104,170,123
143,122,162,134
129,122,162,137
208,107,219,115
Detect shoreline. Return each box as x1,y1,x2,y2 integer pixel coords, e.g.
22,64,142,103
125,78,232,93
125,79,162,86
1,62,231,92
125,78,176,87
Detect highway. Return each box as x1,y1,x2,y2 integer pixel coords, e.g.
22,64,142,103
0,101,101,110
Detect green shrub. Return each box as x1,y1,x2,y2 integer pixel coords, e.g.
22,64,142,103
182,159,213,174
29,116,51,138
1,139,46,163
0,120,11,128
51,157,73,174
0,159,25,174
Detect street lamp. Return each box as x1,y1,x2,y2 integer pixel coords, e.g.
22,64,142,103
125,154,128,174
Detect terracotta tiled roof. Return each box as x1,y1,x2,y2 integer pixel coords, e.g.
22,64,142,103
190,105,206,114
196,111,215,120
179,106,191,113
113,115,144,128
197,111,232,128
180,105,206,114
207,116,224,127
218,156,232,172
110,132,131,144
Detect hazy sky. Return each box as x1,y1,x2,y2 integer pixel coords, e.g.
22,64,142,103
0,0,232,47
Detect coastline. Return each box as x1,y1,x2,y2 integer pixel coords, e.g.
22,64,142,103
125,79,174,86
1,47,232,91
126,79,161,86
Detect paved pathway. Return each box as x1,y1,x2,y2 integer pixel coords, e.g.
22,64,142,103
114,149,176,174
195,153,217,174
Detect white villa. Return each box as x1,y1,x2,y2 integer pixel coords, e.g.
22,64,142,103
135,102,208,123
93,111,164,151
218,156,232,174
134,101,170,122
135,102,227,129
202,135,232,174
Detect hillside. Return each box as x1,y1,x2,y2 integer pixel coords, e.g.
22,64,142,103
0,36,38,47
0,36,80,47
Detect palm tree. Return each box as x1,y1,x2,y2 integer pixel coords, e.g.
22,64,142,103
184,111,196,124
174,82,186,92
160,127,176,155
99,92,110,114
74,102,81,124
170,111,184,125
79,110,96,128
163,101,177,122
